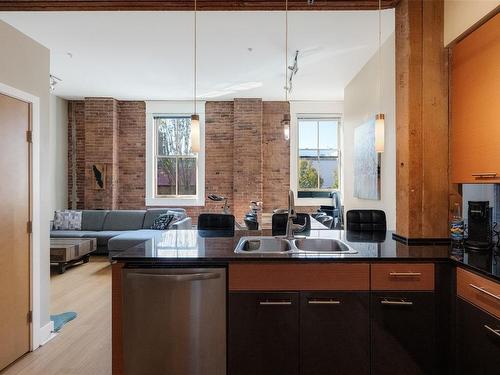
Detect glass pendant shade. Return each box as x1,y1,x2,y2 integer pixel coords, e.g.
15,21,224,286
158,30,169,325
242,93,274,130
282,113,290,141
190,114,200,153
375,113,385,153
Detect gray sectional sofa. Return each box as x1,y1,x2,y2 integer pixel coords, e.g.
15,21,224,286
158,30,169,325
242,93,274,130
50,209,192,256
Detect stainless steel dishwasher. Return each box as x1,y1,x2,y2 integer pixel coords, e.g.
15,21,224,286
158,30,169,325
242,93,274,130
122,267,226,375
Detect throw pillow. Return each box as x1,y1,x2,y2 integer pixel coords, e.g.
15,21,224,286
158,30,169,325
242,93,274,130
53,210,82,230
151,214,174,230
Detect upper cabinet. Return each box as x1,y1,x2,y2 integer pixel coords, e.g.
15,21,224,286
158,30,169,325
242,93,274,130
450,13,500,183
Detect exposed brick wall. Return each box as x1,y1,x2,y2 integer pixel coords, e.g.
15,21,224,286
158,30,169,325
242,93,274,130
233,99,263,220
262,101,290,213
83,98,119,209
117,101,146,209
67,101,85,209
67,98,297,223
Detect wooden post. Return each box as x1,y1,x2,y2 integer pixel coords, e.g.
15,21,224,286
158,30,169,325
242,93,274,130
395,0,449,240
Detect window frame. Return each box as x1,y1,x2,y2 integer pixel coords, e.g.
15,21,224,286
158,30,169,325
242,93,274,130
296,116,342,195
154,116,198,198
145,101,205,207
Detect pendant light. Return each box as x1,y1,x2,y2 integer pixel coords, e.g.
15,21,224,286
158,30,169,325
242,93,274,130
375,0,385,153
281,0,291,141
190,0,200,153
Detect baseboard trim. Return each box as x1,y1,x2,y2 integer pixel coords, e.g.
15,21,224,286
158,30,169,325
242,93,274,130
39,321,55,346
392,233,451,246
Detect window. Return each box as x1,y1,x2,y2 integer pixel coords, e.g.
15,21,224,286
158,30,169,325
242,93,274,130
297,118,340,196
155,116,197,197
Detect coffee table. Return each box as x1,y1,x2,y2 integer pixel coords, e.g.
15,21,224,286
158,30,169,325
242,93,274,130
50,238,97,274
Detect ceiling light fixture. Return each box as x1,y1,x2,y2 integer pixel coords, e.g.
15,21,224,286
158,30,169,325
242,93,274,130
282,0,290,141
375,0,385,153
190,0,200,153
49,74,62,91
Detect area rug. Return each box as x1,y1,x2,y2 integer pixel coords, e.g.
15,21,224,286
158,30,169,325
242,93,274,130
50,312,77,332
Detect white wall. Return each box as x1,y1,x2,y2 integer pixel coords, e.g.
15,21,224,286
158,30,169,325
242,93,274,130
289,101,344,206
342,32,396,230
49,95,68,213
0,20,51,334
444,0,499,46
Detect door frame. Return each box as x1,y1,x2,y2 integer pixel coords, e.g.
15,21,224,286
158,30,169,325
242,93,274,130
0,82,44,350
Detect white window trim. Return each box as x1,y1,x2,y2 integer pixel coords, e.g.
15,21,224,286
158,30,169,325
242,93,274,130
290,101,343,206
145,101,205,206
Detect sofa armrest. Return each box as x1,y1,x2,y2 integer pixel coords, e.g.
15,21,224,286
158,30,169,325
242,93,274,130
172,217,192,230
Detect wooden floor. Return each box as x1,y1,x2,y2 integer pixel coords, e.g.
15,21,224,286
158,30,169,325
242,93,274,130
1,257,112,375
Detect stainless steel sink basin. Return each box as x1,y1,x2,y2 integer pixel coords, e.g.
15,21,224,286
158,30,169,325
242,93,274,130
291,238,357,254
234,237,292,254
234,236,357,255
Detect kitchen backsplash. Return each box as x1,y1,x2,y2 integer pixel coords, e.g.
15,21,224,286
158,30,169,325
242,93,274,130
462,184,499,228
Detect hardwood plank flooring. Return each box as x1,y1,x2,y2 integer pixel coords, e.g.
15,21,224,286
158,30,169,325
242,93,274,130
1,257,112,375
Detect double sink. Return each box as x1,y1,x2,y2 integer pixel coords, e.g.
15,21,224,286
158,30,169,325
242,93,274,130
234,237,357,255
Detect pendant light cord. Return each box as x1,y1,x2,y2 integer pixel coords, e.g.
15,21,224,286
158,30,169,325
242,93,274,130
194,0,197,115
285,0,288,102
378,0,382,113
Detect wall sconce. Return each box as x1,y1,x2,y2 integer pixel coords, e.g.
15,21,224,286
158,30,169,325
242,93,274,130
282,113,290,141
190,114,200,153
375,113,385,153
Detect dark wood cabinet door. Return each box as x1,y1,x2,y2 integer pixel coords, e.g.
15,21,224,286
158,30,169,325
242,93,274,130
371,292,436,375
300,292,370,375
456,297,500,375
228,292,299,375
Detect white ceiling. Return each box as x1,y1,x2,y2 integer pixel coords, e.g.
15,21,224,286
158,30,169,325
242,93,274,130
0,10,394,101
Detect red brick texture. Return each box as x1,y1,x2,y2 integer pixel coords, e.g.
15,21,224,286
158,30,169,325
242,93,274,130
67,98,292,222
67,101,85,209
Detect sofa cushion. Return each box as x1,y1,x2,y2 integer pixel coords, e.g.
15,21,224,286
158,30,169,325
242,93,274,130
142,208,186,229
108,230,162,252
50,230,96,238
102,210,146,231
81,231,124,247
81,210,110,231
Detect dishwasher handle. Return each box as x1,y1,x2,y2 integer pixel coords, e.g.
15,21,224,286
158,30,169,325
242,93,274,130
127,272,221,282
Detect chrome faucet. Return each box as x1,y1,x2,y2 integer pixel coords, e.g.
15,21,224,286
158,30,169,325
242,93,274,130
275,190,305,240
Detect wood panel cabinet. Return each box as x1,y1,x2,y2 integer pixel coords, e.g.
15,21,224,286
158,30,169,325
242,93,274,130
228,292,300,375
371,292,436,375
456,297,500,375
450,13,500,183
300,292,370,375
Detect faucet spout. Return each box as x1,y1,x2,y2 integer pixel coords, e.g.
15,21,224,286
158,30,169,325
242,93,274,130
285,190,303,240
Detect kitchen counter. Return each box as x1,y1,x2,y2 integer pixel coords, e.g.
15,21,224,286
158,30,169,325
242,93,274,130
112,229,500,281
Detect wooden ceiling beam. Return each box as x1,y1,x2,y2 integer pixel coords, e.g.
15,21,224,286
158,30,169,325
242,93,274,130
0,1,399,12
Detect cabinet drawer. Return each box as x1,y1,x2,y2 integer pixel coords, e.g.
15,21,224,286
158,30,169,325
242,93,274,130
457,267,500,318
229,263,369,291
371,263,435,291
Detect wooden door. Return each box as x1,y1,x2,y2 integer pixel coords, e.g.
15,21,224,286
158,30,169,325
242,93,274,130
228,292,299,375
300,292,370,375
456,298,500,375
0,93,31,370
371,292,436,375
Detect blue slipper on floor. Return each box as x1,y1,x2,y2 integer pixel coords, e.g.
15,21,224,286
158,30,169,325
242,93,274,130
50,312,77,332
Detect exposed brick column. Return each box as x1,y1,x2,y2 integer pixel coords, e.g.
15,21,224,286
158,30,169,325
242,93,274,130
84,98,119,209
117,101,146,209
233,99,263,221
67,100,85,209
262,101,290,213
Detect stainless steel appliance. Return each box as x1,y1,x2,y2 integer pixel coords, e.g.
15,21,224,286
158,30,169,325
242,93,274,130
122,267,226,375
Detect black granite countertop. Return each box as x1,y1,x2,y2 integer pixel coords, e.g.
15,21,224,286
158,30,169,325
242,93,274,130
112,229,500,282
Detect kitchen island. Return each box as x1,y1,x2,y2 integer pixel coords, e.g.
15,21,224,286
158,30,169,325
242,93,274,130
111,229,499,375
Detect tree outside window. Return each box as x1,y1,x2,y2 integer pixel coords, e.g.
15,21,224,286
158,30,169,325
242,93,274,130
155,117,197,197
298,118,340,193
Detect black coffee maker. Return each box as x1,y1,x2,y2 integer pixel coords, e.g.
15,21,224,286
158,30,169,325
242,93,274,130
464,201,493,251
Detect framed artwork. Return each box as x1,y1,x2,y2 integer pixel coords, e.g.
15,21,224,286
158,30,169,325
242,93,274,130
354,119,381,200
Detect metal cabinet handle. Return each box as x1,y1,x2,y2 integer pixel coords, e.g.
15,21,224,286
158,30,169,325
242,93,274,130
128,272,220,282
469,284,500,302
259,300,292,306
472,172,497,178
484,325,500,338
381,299,413,306
389,272,422,277
308,299,341,305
